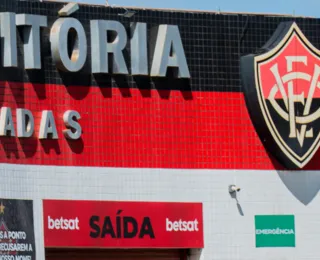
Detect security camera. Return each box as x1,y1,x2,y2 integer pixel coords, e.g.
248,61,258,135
229,185,241,193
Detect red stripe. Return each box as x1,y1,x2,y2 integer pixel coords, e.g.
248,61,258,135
0,81,315,170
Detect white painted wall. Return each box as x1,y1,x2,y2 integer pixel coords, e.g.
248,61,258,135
1,163,319,260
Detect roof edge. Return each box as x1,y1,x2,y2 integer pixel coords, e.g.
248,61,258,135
43,0,316,19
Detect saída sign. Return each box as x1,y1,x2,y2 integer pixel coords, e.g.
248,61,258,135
42,199,203,249
241,22,320,169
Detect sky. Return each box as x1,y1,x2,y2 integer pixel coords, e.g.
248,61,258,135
69,0,320,18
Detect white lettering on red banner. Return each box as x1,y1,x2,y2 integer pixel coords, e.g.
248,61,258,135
43,200,204,249
47,216,80,230
166,218,199,232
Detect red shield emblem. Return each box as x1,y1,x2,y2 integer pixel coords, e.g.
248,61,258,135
241,22,320,169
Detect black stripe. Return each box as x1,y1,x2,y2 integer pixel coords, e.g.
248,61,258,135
0,0,319,93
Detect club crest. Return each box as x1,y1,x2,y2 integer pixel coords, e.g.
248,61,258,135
241,22,320,169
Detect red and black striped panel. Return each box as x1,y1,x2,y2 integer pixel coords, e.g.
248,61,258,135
1,1,320,170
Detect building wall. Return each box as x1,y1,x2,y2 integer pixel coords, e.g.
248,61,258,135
0,1,320,260
3,165,320,260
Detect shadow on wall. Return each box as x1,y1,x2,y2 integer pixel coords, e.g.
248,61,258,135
277,170,320,205
187,249,202,260
229,190,244,216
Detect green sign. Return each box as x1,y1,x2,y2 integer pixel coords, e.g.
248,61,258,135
255,215,295,247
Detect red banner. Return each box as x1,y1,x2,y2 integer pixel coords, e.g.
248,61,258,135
43,200,204,249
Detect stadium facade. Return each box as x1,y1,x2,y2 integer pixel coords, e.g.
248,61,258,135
0,0,320,259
